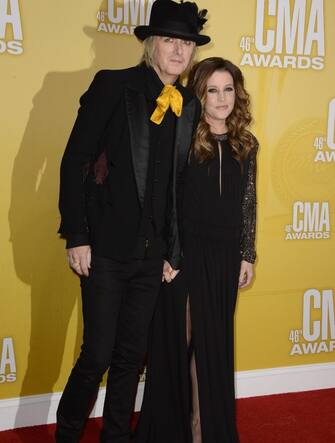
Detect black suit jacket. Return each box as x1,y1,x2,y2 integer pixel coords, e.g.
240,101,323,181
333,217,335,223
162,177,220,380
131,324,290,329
58,64,200,268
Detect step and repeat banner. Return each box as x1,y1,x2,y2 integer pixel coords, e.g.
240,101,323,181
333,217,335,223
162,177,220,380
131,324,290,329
0,0,334,404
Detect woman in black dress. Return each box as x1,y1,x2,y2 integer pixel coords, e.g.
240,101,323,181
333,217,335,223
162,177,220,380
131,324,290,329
135,57,258,443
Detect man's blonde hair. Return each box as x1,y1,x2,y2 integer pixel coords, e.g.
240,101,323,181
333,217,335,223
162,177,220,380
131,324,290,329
141,36,156,67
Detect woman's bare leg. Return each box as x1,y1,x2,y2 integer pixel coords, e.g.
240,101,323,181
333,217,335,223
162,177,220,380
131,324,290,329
186,297,202,443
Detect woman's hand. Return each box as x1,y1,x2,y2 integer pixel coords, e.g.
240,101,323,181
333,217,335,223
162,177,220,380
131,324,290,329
239,260,254,288
162,260,180,283
67,245,91,277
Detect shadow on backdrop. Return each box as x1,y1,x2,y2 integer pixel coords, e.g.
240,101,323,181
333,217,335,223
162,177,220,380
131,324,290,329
9,20,141,441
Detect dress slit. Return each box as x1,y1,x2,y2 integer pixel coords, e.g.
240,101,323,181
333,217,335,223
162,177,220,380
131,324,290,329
186,294,203,442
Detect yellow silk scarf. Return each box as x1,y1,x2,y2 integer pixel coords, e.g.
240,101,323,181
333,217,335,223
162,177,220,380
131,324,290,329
150,84,183,125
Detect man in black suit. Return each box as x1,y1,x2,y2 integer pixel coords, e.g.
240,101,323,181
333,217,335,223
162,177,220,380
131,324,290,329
55,1,210,442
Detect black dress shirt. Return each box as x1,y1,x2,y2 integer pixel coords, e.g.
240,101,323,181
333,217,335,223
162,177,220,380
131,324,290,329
132,67,176,259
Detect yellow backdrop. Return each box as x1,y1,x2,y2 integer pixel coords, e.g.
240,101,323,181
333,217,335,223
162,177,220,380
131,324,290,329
0,0,334,402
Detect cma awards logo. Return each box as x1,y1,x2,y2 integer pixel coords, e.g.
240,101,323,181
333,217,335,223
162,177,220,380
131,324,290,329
0,337,16,383
289,289,335,356
285,201,330,240
313,98,335,163
97,0,155,35
0,0,23,55
240,0,325,70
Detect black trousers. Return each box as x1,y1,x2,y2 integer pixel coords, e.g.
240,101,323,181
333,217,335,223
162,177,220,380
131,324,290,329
55,255,163,443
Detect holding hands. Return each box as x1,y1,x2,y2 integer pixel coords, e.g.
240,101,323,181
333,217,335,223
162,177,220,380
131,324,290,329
162,260,180,283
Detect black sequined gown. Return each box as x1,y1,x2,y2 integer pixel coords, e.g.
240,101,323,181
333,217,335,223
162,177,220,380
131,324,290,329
135,135,257,443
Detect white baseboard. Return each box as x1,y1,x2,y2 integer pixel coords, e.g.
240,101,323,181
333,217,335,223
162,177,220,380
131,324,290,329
1,362,334,432
235,362,335,398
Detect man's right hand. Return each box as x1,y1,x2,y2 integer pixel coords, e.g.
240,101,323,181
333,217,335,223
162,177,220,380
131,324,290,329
67,245,91,277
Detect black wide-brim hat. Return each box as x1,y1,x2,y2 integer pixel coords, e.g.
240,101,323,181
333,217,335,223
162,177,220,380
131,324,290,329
134,0,210,46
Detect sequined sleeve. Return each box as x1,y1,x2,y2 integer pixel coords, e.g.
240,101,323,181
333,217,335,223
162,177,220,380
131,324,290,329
240,143,258,263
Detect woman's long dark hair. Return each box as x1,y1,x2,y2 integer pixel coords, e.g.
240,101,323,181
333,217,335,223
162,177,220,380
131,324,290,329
188,57,257,163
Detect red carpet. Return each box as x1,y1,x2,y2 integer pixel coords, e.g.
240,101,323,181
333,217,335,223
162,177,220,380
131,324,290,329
1,389,334,442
